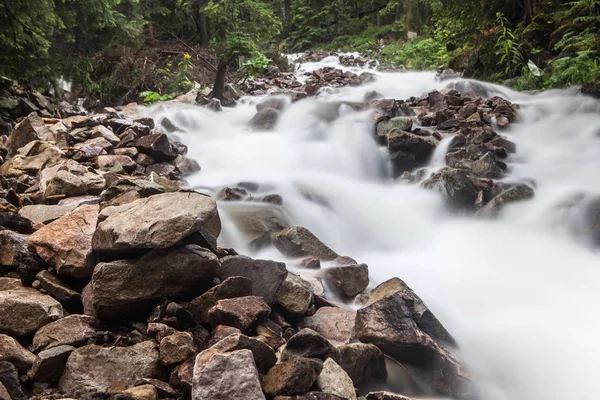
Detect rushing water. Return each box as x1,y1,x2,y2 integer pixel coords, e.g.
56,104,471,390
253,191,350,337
146,57,600,400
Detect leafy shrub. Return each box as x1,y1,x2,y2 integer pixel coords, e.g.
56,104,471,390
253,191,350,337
139,91,173,104
382,38,448,70
243,53,272,77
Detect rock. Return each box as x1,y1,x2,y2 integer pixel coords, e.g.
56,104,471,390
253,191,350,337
428,90,448,111
273,226,339,261
324,264,369,298
173,155,201,177
99,178,165,206
0,361,25,400
93,192,220,254
281,328,337,362
217,255,287,305
221,203,290,247
206,325,242,347
355,278,468,397
31,345,75,384
0,282,64,336
32,314,98,352
0,382,11,400
36,271,81,308
209,333,276,374
160,332,196,366
18,204,78,225
453,151,506,179
276,273,314,317
0,333,36,372
91,125,120,145
422,167,479,210
6,113,55,156
376,117,413,142
43,160,106,197
316,358,356,400
135,133,177,161
92,245,218,322
185,276,253,325
278,393,346,400
257,97,288,112
477,184,534,216
28,204,99,278
58,341,160,395
386,130,438,160
249,108,280,130
0,230,42,272
365,392,417,400
208,296,270,332
335,343,386,385
97,155,137,172
147,323,177,342
122,385,159,400
298,307,356,346
0,141,65,178
263,358,322,396
192,349,265,400
134,379,177,398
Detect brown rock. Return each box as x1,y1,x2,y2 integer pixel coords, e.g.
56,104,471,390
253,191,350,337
324,264,369,298
273,226,339,261
281,328,337,362
0,333,36,372
275,273,314,317
35,271,81,307
297,307,356,346
159,332,196,366
208,296,270,332
122,384,159,400
31,345,75,384
263,358,322,396
206,325,242,347
32,314,98,352
209,333,276,374
334,343,386,385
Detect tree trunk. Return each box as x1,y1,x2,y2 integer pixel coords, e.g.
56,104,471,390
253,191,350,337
196,0,209,46
212,58,228,101
523,0,534,25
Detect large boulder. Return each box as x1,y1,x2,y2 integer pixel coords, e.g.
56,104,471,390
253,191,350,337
262,357,322,397
298,306,356,346
386,130,438,166
93,192,221,253
273,226,339,261
0,279,64,337
28,204,99,278
6,113,56,156
58,341,160,395
355,278,469,397
324,264,369,298
192,349,266,400
91,245,218,322
217,255,287,305
32,314,98,352
422,167,479,210
0,141,65,178
316,358,357,400
0,333,36,372
334,343,387,385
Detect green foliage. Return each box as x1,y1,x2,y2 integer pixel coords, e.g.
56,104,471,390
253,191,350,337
494,12,524,78
157,53,194,93
382,38,448,70
243,53,272,77
322,22,406,54
139,90,173,104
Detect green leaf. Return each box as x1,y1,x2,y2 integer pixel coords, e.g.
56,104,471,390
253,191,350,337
527,60,543,77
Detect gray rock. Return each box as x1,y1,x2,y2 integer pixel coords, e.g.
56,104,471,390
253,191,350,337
262,357,322,396
316,358,357,400
334,343,387,385
31,345,75,384
273,226,339,261
298,306,356,346
249,108,280,130
281,328,337,362
324,264,369,298
18,204,77,225
478,184,534,216
376,117,413,142
276,273,314,317
209,333,276,374
422,167,479,210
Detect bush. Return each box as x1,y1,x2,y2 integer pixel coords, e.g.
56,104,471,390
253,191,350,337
382,37,449,70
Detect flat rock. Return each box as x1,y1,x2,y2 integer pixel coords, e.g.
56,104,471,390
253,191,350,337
31,345,75,384
316,358,356,400
28,204,99,278
298,307,356,346
58,341,160,395
36,270,82,307
93,192,221,253
185,276,252,325
18,204,77,225
32,314,98,352
324,264,369,298
208,296,270,332
0,333,36,372
192,349,265,400
263,357,322,396
92,245,218,322
217,255,287,305
273,226,339,261
281,328,337,362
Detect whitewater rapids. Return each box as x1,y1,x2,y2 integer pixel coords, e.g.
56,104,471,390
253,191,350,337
146,57,600,400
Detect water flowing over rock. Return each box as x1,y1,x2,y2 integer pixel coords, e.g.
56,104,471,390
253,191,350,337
273,226,339,260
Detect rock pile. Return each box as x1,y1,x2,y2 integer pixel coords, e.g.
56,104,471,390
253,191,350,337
0,100,472,400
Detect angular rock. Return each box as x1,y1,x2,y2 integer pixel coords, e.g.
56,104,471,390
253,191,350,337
477,184,534,216
335,343,386,385
276,273,314,317
422,167,478,210
42,160,106,198
0,230,42,272
324,264,369,298
316,358,356,400
273,226,339,261
0,141,65,178
0,283,64,337
99,178,165,205
122,384,159,400
281,328,337,362
218,256,287,305
36,271,82,308
210,333,276,374
376,117,413,143
135,133,177,161
0,333,36,372
32,314,98,352
0,361,25,400
192,349,265,400
28,204,99,278
250,108,280,130
58,341,160,395
18,204,77,225
263,358,322,396
298,307,356,346
185,276,253,325
6,113,55,156
386,130,438,159
365,392,417,400
206,325,242,347
91,125,120,145
208,296,270,332
31,345,75,384
93,192,220,253
92,245,218,322
160,332,196,366
97,155,137,172
173,155,201,177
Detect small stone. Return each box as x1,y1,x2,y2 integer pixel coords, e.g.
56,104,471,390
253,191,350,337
122,384,159,400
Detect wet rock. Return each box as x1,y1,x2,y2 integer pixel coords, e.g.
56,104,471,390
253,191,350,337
6,113,55,156
298,307,356,346
31,345,75,384
32,314,98,352
428,90,448,111
257,97,288,112
335,343,386,385
281,328,337,362
122,384,159,400
376,117,413,143
386,130,438,161
209,333,276,374
250,108,280,130
217,187,248,201
185,276,253,325
58,341,160,395
422,167,479,210
217,255,287,305
28,204,98,278
18,204,78,225
0,281,64,336
263,357,323,396
36,271,82,308
93,192,220,253
0,361,26,400
135,133,177,162
365,392,417,400
477,184,534,216
276,273,314,317
453,151,506,179
208,296,270,331
0,230,42,272
316,358,357,400
0,333,36,372
273,226,339,261
160,332,196,366
222,203,290,247
92,245,218,322
192,349,265,400
324,264,369,298
173,155,201,177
